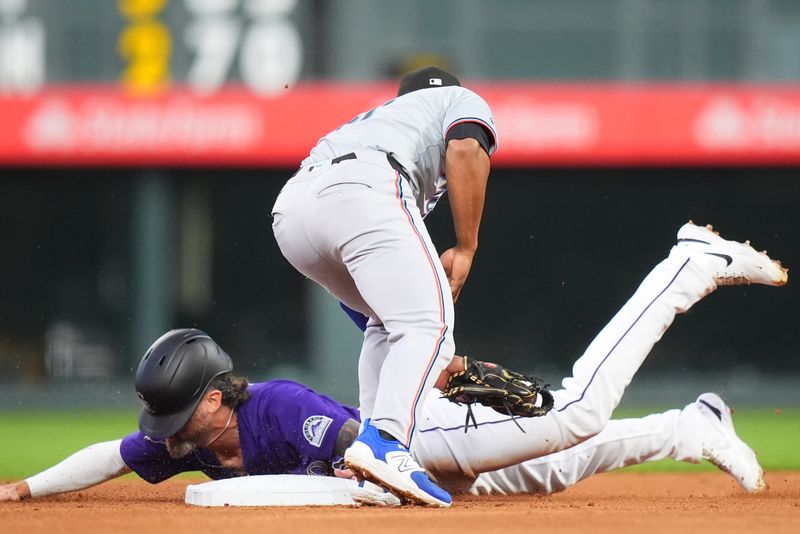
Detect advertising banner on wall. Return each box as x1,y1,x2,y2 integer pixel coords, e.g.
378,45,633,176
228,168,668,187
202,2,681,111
1,83,800,167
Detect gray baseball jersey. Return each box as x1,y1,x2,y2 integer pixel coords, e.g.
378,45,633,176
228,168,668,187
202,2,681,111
302,86,498,217
274,83,497,450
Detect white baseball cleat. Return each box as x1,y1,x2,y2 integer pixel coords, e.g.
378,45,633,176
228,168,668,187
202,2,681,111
351,480,402,507
675,221,788,286
693,392,767,493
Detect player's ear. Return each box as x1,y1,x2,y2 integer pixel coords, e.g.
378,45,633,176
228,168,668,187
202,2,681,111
205,388,223,410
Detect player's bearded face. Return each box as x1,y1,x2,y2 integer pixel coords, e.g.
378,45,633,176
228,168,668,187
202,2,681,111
166,409,213,458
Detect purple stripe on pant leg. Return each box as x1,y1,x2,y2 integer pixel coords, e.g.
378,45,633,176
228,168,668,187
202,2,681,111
556,257,692,413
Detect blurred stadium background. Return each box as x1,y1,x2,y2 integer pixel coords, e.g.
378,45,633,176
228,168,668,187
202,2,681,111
0,0,798,413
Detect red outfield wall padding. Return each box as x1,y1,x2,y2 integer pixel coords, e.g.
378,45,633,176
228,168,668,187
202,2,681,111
1,83,799,167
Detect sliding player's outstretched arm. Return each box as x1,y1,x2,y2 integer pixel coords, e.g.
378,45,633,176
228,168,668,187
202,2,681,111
0,439,130,501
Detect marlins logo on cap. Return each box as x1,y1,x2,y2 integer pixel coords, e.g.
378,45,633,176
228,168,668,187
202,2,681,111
397,66,460,96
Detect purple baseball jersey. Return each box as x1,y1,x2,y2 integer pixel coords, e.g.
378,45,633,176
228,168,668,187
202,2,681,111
120,380,360,483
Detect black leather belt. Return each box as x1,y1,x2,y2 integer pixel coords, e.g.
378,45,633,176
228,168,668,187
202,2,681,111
305,152,410,182
331,152,357,164
385,153,411,182
303,152,356,173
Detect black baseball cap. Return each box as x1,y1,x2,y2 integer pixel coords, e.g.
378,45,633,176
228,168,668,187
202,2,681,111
135,329,233,440
397,66,461,96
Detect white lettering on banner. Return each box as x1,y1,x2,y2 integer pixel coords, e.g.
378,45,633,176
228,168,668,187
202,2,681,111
694,96,800,150
492,98,599,151
23,100,76,149
23,98,263,153
693,98,747,149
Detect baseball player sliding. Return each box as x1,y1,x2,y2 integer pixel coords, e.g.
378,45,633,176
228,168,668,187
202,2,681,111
0,222,787,505
271,66,497,506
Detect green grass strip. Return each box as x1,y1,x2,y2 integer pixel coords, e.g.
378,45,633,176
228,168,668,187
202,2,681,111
1,407,797,480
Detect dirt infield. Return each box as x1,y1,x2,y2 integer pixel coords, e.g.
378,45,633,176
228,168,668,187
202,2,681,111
2,472,799,534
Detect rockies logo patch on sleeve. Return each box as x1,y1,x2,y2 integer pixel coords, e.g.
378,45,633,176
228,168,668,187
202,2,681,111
303,415,333,447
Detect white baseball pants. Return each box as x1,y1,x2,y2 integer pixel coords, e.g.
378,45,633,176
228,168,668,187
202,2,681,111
411,248,717,491
467,406,703,495
272,150,454,446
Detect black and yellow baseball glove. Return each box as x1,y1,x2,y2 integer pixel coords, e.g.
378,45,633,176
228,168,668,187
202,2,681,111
442,357,554,432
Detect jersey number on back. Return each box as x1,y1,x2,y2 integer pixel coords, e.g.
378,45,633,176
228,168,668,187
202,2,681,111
337,98,396,130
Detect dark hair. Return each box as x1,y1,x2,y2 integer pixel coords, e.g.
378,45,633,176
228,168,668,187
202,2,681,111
207,373,250,408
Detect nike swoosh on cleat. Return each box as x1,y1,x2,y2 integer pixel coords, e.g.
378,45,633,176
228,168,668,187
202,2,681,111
699,399,723,421
704,252,733,266
677,238,711,245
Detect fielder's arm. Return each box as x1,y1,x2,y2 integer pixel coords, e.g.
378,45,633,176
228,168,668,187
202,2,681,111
440,137,490,302
0,439,131,501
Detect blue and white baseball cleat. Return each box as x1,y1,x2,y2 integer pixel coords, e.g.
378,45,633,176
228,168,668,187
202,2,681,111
675,221,788,286
693,393,767,493
344,420,452,507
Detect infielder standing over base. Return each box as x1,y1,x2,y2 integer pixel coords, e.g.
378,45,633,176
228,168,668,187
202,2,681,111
271,66,497,506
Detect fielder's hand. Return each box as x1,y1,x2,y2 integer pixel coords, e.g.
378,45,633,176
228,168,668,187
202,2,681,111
440,247,474,301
